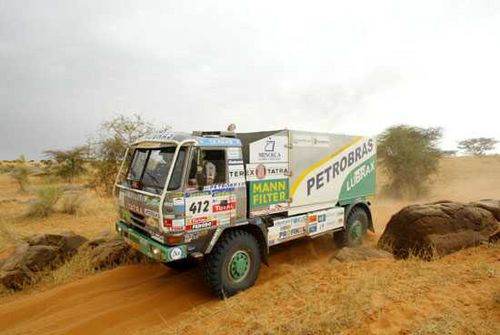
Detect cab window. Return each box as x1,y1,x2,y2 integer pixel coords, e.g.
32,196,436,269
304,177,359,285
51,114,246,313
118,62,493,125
187,148,226,189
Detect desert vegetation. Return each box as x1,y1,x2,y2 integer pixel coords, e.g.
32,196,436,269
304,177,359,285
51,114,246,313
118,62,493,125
377,125,443,198
458,137,498,156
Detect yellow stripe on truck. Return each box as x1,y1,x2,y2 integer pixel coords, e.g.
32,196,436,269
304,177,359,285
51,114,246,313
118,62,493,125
290,136,363,197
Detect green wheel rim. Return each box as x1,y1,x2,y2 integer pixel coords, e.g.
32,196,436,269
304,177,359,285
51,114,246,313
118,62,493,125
350,220,363,243
228,250,250,282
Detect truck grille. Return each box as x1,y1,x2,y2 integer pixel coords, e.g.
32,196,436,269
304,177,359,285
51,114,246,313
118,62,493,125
130,211,145,227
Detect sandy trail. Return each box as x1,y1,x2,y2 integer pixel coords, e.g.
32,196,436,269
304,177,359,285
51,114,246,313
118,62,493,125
0,233,344,335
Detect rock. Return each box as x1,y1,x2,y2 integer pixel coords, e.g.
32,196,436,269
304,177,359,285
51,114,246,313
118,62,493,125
23,245,60,271
83,231,116,249
378,200,499,260
0,244,34,291
87,238,145,270
332,246,393,263
1,244,29,271
471,199,500,221
25,231,87,257
1,231,87,291
0,266,37,290
489,229,500,243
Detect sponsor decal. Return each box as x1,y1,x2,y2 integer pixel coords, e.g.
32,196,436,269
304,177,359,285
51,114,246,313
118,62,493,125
250,136,288,163
346,161,375,192
246,163,288,181
202,183,243,192
256,164,266,179
184,190,236,232
227,147,242,159
191,216,209,224
144,208,159,218
186,220,217,231
291,215,306,228
228,165,246,183
169,247,183,260
140,131,176,142
122,191,146,215
213,201,236,212
249,179,289,212
228,159,243,165
305,138,374,196
267,215,307,245
307,208,345,235
171,219,185,231
198,137,242,147
292,134,331,147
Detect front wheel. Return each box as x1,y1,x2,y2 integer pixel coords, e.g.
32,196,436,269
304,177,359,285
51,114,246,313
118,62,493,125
203,230,261,298
334,207,369,247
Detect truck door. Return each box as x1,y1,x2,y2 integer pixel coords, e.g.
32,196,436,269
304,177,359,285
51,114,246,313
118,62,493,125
183,147,241,232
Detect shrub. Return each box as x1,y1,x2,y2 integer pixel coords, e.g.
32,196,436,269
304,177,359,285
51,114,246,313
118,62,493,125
377,125,442,198
60,192,85,215
457,137,498,156
10,155,31,192
89,114,168,195
44,147,88,183
25,185,63,218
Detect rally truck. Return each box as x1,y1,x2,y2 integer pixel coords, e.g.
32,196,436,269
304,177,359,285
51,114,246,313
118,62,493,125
114,129,376,298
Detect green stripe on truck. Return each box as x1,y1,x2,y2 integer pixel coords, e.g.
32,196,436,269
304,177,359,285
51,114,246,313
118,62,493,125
115,221,187,262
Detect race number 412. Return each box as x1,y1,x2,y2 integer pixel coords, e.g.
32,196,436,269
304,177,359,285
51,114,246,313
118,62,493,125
189,200,210,214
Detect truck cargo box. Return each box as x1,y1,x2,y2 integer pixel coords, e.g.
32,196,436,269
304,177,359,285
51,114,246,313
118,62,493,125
239,130,376,217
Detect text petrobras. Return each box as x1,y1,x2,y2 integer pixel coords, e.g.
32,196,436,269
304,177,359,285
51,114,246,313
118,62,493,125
306,139,374,196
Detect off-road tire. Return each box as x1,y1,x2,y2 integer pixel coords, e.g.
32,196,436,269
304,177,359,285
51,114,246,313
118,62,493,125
203,230,261,299
334,207,369,247
163,258,197,272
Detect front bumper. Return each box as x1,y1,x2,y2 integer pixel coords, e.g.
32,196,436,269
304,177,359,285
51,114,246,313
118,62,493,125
115,221,187,262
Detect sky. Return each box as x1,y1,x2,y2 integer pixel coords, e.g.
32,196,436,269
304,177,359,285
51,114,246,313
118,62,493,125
1,0,499,159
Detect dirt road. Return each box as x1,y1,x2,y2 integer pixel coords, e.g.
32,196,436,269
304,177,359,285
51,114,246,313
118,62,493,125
0,230,358,335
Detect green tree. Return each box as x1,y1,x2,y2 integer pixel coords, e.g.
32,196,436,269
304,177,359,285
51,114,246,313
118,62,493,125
10,155,31,192
457,137,497,156
90,114,169,194
44,146,88,182
377,125,442,198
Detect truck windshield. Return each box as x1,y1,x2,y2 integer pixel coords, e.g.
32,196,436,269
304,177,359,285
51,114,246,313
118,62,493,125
126,146,186,194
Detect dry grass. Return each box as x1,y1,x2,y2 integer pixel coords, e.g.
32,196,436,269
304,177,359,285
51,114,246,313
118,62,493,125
145,243,499,335
24,185,63,218
59,191,86,215
0,170,118,298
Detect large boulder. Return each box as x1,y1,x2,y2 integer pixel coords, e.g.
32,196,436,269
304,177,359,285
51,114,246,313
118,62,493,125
0,231,87,291
378,200,499,260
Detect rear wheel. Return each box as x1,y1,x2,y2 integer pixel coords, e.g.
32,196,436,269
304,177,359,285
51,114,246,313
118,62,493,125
203,230,261,298
334,207,368,247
